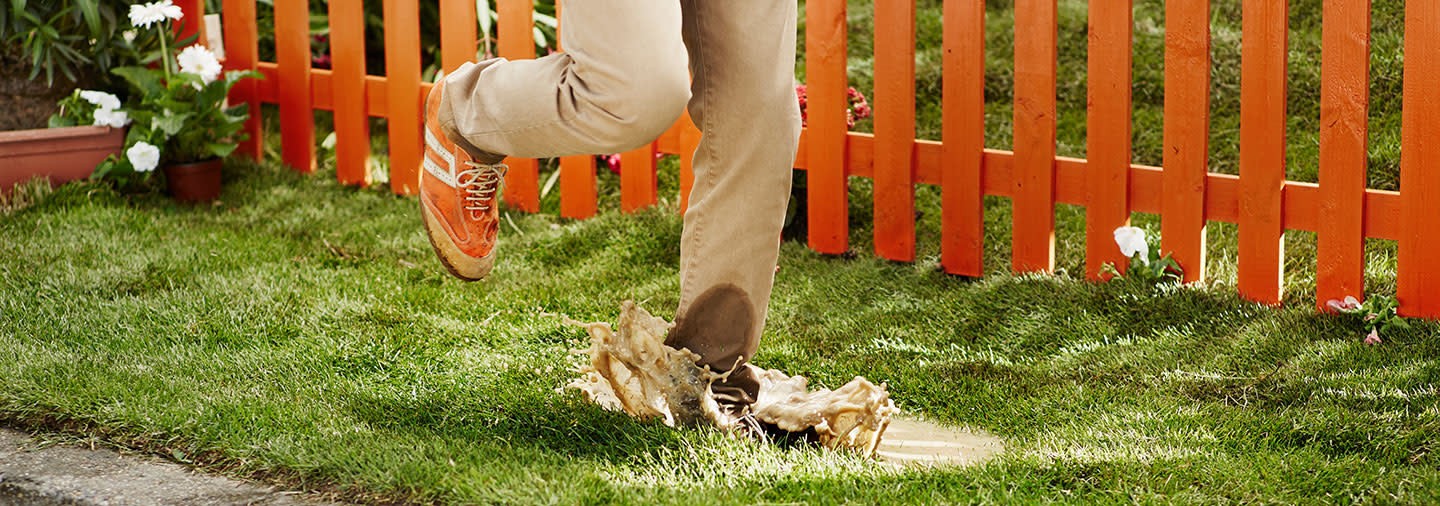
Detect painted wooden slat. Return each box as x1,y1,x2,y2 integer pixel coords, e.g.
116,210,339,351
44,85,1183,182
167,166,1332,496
559,155,596,218
1400,2,1440,318
805,0,850,254
1085,0,1133,280
1162,0,1209,283
440,0,478,74
941,0,985,276
620,144,658,213
1317,0,1370,310
382,0,422,194
497,0,539,211
329,0,371,186
1011,0,1058,273
873,0,917,261
1238,0,1288,305
678,111,701,214
174,0,205,44
553,0,596,219
221,0,261,159
276,0,315,172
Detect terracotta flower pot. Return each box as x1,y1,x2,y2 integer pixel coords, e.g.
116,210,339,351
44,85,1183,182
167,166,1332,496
163,158,223,204
0,125,124,195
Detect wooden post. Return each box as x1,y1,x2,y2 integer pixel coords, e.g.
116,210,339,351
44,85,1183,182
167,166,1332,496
1317,0,1370,310
1085,0,1134,280
220,0,261,159
1400,2,1440,317
874,0,917,261
1238,0,1289,305
276,0,315,172
1162,0,1210,283
497,0,539,211
1011,0,1058,273
805,0,850,254
330,0,371,185
941,0,985,276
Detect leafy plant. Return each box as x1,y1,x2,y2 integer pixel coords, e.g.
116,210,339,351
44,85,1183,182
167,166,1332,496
1104,226,1183,284
0,0,166,86
1326,295,1409,345
88,1,258,189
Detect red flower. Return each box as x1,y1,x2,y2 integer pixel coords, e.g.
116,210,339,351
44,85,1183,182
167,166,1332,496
601,154,621,174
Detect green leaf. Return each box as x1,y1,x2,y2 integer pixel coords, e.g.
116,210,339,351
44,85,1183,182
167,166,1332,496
76,0,101,38
112,66,164,97
206,142,238,159
152,110,193,136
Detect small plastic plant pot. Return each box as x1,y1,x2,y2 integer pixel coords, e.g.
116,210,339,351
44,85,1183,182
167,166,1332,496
164,158,222,204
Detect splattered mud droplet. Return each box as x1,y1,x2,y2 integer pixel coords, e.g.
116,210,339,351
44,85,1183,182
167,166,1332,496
559,301,899,456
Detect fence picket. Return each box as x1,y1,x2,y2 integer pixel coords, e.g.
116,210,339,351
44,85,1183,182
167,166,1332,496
1400,3,1440,317
941,0,985,276
440,0,477,74
874,0,917,261
805,0,850,255
175,0,205,45
329,0,370,185
1011,0,1057,273
1238,0,1288,305
276,0,315,172
1317,0,1370,310
220,0,261,160
1085,0,1133,280
1161,0,1210,283
381,0,421,194
552,1,597,219
497,0,539,211
620,144,657,213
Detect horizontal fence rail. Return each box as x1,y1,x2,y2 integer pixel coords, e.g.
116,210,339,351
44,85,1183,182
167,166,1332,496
190,0,1438,318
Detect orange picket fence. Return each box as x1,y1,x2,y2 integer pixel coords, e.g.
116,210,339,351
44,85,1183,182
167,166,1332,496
181,0,1440,318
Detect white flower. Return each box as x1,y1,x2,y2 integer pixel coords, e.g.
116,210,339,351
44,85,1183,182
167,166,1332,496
127,142,161,173
78,90,121,110
177,45,222,84
1114,226,1149,265
128,0,183,28
92,108,131,128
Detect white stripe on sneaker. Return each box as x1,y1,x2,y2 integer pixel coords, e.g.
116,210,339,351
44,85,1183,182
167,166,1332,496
424,128,457,170
423,155,457,187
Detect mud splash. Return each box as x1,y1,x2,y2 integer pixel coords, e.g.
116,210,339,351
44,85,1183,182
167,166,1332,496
561,301,898,455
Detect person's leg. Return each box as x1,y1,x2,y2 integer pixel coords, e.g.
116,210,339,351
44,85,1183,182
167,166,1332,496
665,0,803,410
421,1,691,281
436,0,691,159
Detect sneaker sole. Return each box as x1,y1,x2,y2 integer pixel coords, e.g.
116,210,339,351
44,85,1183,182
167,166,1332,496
421,201,496,281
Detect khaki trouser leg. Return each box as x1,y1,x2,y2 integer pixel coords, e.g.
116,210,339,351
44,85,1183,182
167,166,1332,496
438,1,801,407
437,0,691,158
663,0,802,407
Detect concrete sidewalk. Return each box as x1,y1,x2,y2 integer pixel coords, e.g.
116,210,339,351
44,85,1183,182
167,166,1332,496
0,428,340,506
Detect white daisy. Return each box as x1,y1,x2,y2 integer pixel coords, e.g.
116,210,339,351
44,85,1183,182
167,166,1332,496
177,45,223,84
128,0,183,29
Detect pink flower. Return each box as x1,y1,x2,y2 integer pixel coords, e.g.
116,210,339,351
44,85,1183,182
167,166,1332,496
1325,295,1362,313
1364,313,1379,322
853,103,872,119
1364,329,1382,345
601,154,620,174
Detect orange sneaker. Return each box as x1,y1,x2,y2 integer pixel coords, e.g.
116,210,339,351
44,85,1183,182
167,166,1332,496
420,78,506,281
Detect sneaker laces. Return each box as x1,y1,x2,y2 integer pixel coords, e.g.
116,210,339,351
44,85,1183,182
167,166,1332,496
457,161,507,217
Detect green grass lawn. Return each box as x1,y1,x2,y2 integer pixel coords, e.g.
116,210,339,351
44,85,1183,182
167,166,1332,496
3,156,1438,504
1,0,1436,504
